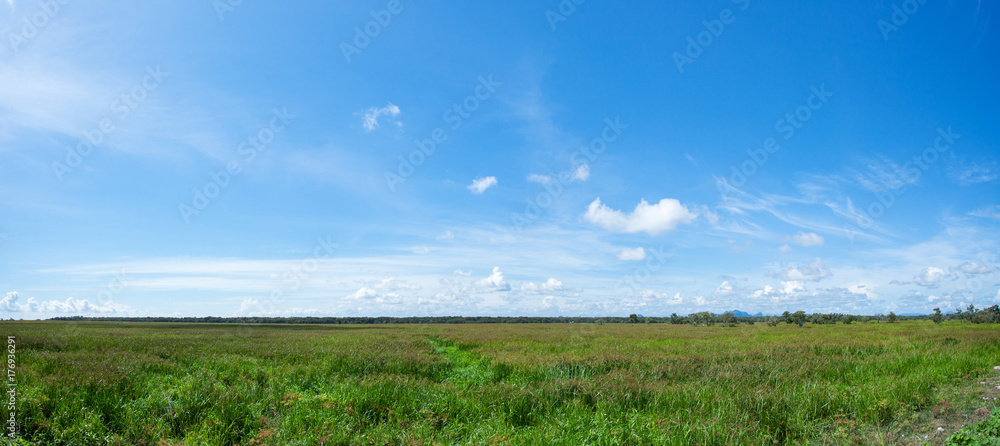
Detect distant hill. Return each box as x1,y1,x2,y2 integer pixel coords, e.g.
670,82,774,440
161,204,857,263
725,310,764,318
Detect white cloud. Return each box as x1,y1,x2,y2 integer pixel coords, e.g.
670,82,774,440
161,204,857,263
913,266,950,287
436,230,454,240
781,281,805,294
970,205,1000,220
572,163,590,181
583,197,697,235
853,158,919,192
792,232,824,247
715,281,734,296
453,269,472,277
957,261,994,275
772,258,831,282
521,278,564,293
359,102,401,131
848,283,877,300
467,176,498,194
639,289,683,305
0,291,21,312
527,174,552,184
411,246,430,254
347,287,378,300
346,277,422,301
779,244,793,253
947,162,998,186
1,291,134,314
751,285,775,299
616,247,647,261
476,266,510,291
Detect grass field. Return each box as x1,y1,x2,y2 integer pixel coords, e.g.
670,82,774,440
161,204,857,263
1,321,998,445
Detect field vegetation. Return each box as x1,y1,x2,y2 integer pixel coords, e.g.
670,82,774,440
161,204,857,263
1,320,998,445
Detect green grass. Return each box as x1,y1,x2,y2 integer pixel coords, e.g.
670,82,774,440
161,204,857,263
1,321,998,445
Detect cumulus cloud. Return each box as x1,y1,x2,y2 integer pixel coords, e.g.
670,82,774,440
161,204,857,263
345,277,421,302
521,278,564,293
1,291,134,314
781,281,805,294
848,283,877,300
616,247,647,261
359,102,401,131
572,163,590,181
467,176,497,194
639,290,683,305
771,258,831,282
792,232,824,247
913,267,950,287
583,197,697,235
957,261,995,275
526,174,552,184
476,266,510,291
715,281,734,296
346,287,378,300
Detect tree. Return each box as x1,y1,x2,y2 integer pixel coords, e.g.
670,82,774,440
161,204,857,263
841,314,854,324
886,311,897,323
629,313,638,325
782,311,792,324
719,312,735,327
930,308,943,324
791,311,807,327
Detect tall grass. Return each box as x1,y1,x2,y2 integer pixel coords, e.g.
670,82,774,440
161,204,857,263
1,321,997,445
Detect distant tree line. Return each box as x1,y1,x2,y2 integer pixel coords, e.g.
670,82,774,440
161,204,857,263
40,305,1000,326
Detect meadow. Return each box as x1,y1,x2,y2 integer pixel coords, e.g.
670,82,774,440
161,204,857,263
1,320,998,445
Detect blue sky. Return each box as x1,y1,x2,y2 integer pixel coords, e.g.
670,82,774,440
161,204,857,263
1,0,998,318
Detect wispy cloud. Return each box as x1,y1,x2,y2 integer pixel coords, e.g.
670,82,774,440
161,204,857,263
359,102,401,131
467,176,497,194
970,205,1000,220
616,247,647,261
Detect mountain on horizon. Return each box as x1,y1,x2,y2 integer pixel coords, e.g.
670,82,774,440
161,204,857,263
726,310,764,318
